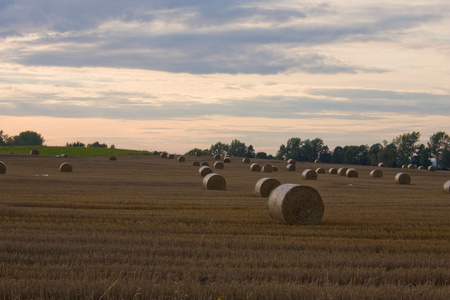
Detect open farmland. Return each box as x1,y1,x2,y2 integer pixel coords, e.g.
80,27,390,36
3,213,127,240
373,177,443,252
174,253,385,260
0,154,449,299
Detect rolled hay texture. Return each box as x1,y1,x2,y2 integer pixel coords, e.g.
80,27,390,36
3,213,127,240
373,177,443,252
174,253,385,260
370,169,383,178
201,162,210,166
395,173,411,185
242,157,251,164
402,164,408,169
0,161,6,174
193,161,200,166
418,166,425,170
214,161,224,169
262,164,273,173
203,173,226,190
195,151,202,157
272,166,278,172
267,184,324,225
59,162,73,172
302,169,318,180
329,168,337,175
160,152,168,158
167,154,175,159
177,156,185,162
443,181,450,194
254,177,281,197
250,163,262,172
346,168,359,178
408,164,415,169
337,167,348,176
378,162,386,167
428,166,437,171
223,157,231,163
214,154,221,160
30,149,39,155
109,156,117,161
316,168,325,174
199,166,213,177
314,159,321,163
287,159,296,165
286,164,296,171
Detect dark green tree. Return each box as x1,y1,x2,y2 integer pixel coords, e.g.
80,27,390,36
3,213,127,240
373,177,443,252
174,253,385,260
209,141,229,156
419,146,432,168
428,131,450,168
66,141,86,147
392,131,421,167
185,148,209,156
440,149,450,169
300,138,325,162
245,145,256,158
87,141,108,148
0,130,11,146
229,139,247,157
331,146,344,164
255,152,268,159
11,130,45,146
319,145,332,163
368,143,383,166
377,143,397,167
276,137,302,161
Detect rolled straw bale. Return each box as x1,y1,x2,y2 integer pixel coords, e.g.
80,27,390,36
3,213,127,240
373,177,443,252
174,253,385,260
378,162,386,167
428,166,437,171
302,169,317,180
346,168,358,178
262,164,273,173
287,159,296,165
316,168,325,174
314,159,321,163
267,184,324,225
329,168,337,175
109,156,117,161
30,149,39,155
195,151,201,157
251,163,262,172
254,177,281,197
402,164,408,169
408,164,415,169
224,152,231,157
272,166,278,172
286,164,296,171
214,161,224,169
337,167,348,176
0,161,6,174
443,181,450,194
223,157,231,163
203,173,226,190
370,169,383,178
177,156,185,162
242,157,251,164
160,152,168,158
201,162,210,166
193,161,200,166
395,173,411,185
199,166,213,177
167,154,175,159
418,166,425,170
214,154,221,160
60,162,72,172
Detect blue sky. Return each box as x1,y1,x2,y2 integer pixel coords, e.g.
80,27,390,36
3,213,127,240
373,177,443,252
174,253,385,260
1,0,449,154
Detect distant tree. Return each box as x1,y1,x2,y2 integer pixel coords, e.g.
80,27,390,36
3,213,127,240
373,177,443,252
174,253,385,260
276,137,302,161
66,141,85,147
318,146,332,163
229,139,247,157
255,152,268,159
343,146,360,165
245,145,256,158
87,141,108,148
209,141,230,156
419,146,432,168
185,148,209,156
440,149,450,169
300,138,325,162
393,131,421,166
428,131,450,168
110,144,115,149
0,130,11,146
331,146,344,164
10,130,45,146
377,143,397,167
368,143,383,166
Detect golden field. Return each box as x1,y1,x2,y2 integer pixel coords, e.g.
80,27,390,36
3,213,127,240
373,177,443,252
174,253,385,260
0,154,449,299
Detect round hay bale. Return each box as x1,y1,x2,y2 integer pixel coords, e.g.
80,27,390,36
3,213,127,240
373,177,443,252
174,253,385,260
0,161,6,174
199,166,213,177
329,168,337,175
109,156,117,161
262,164,273,173
254,177,281,197
443,181,450,194
267,184,324,225
214,154,221,160
152,151,159,155
402,164,408,169
272,166,278,172
214,161,224,169
337,167,348,176
250,163,261,172
302,169,317,180
160,152,168,158
193,161,200,166
224,152,231,158
408,164,415,170
346,168,358,178
177,156,185,162
242,157,250,164
287,159,296,165
201,162,210,166
428,166,437,172
378,162,386,167
314,159,321,163
418,166,425,170
30,149,39,155
286,164,296,171
223,157,231,163
203,173,226,190
316,168,325,174
370,169,383,178
195,151,202,157
167,154,175,159
395,173,411,185
60,162,72,172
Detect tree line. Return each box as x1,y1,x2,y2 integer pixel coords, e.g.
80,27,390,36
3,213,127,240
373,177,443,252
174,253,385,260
187,131,450,169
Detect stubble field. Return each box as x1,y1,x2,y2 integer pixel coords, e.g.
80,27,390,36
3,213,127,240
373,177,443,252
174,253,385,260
0,153,449,299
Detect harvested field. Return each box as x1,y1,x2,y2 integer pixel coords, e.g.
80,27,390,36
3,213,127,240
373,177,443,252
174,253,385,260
0,154,449,299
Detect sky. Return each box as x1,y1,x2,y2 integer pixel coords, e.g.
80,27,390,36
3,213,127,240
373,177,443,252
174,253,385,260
1,0,449,155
